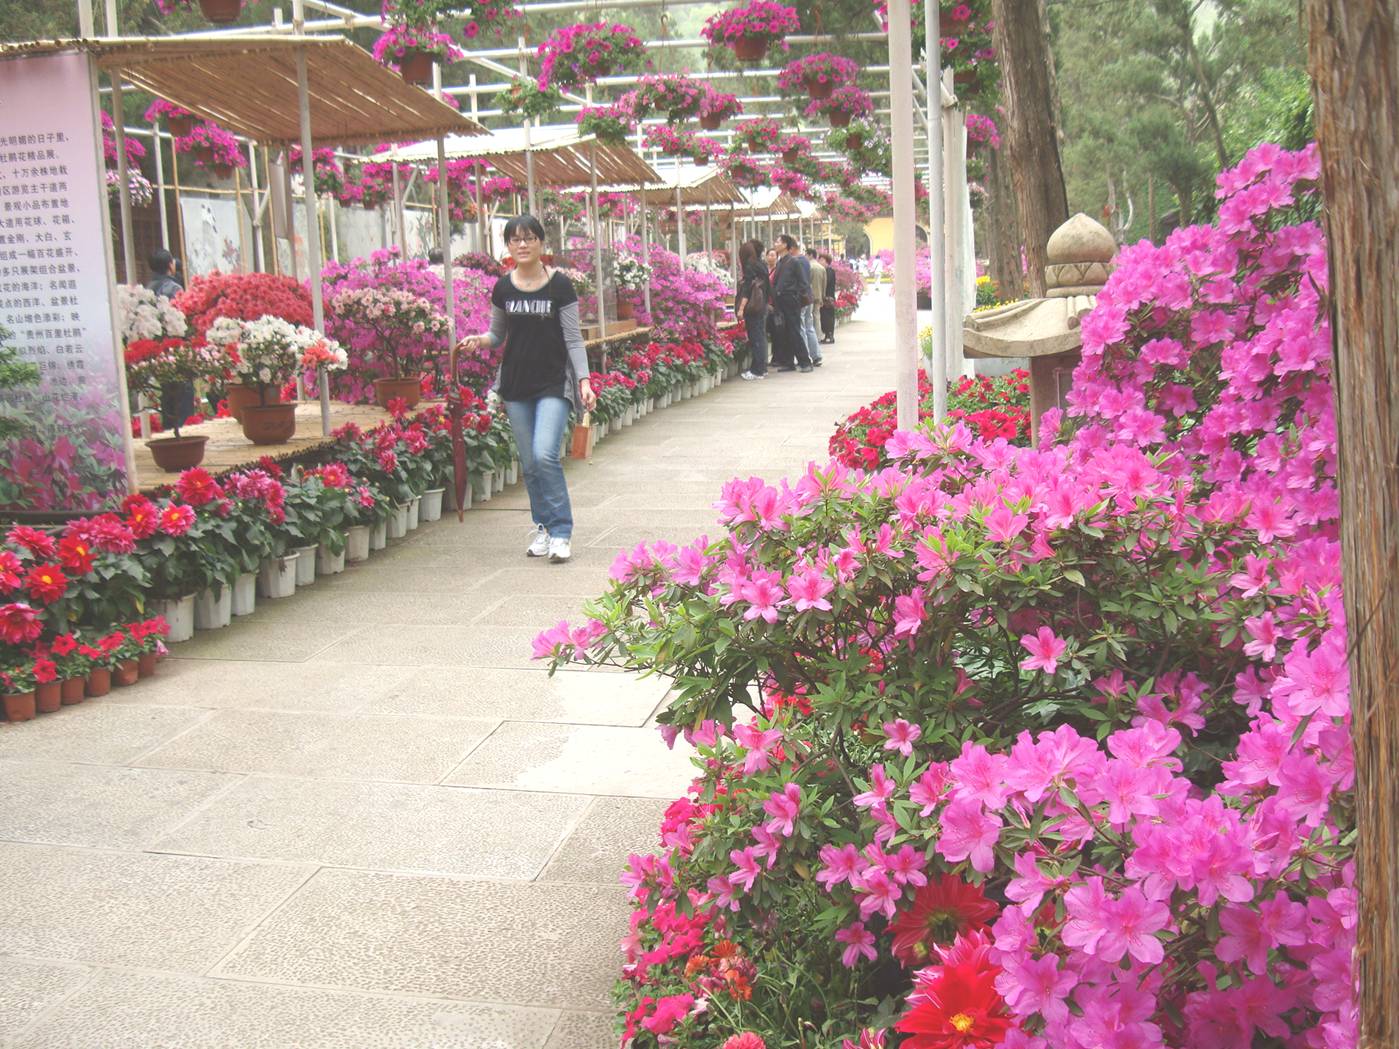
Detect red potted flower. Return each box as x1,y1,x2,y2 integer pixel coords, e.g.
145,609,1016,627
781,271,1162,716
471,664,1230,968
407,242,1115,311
777,52,860,101
47,634,89,704
701,0,799,62
1,662,37,722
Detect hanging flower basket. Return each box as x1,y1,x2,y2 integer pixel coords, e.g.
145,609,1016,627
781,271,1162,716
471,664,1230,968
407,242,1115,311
168,114,195,138
629,75,708,124
700,113,722,131
697,89,742,131
701,2,800,63
829,110,852,128
732,35,768,61
198,0,241,23
782,147,800,165
399,49,435,86
213,162,235,180
778,54,860,101
536,22,645,90
372,25,461,87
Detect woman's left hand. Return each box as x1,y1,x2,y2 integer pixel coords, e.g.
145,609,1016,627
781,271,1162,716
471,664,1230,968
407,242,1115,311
579,379,597,413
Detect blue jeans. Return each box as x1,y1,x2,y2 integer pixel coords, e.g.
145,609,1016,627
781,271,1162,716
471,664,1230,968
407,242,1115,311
802,304,822,363
745,314,768,375
504,396,574,540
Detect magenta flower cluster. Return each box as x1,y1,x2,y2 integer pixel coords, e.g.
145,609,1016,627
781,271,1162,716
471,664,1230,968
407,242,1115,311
965,111,1001,148
701,0,800,48
776,52,861,94
805,85,876,121
535,21,645,90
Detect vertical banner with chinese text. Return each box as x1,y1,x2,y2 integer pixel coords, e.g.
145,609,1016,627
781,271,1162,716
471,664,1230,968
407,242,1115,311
0,50,133,513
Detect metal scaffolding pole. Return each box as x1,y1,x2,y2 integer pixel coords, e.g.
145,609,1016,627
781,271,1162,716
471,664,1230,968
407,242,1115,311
152,124,170,249
924,0,947,421
676,182,687,265
888,0,918,430
293,41,331,433
109,76,137,282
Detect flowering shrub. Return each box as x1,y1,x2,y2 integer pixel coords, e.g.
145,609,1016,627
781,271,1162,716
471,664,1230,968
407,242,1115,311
536,22,645,90
721,154,769,190
454,251,505,278
207,315,341,406
106,169,154,207
498,77,564,120
776,53,861,95
326,288,450,383
372,22,462,65
965,111,1001,149
730,118,784,153
535,145,1351,1048
423,158,482,225
577,103,637,145
701,1,800,51
770,167,811,197
124,340,227,438
614,255,652,292
173,272,313,340
700,89,743,124
829,124,891,176
822,192,884,223
116,285,188,345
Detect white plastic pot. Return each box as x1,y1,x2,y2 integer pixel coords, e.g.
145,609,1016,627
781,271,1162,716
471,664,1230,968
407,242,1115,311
369,521,387,550
346,524,371,563
153,594,195,643
317,541,346,576
495,469,506,493
194,585,232,631
507,460,519,486
387,505,408,539
294,544,318,585
421,488,445,522
258,554,298,600
231,572,257,616
407,496,421,531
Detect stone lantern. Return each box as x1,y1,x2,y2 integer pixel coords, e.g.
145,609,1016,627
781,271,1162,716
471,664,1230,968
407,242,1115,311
962,213,1117,441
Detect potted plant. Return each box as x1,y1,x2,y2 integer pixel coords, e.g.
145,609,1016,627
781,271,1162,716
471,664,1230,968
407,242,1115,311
778,133,811,166
145,99,199,139
136,499,207,642
576,103,636,146
300,466,354,576
372,23,462,86
731,118,783,153
642,125,724,166
700,0,799,62
289,146,347,198
613,255,651,320
629,75,708,124
345,480,390,561
777,52,860,100
0,662,37,722
80,640,113,697
124,337,224,471
698,89,742,130
175,122,246,177
326,287,447,409
208,315,336,444
277,480,327,587
536,22,645,90
134,617,169,677
107,628,142,687
498,78,565,122
47,634,90,704
807,84,875,128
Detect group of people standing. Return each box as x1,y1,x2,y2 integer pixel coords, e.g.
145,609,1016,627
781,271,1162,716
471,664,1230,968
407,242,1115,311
735,235,838,379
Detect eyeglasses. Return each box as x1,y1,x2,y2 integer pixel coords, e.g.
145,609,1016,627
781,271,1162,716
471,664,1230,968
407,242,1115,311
508,236,540,247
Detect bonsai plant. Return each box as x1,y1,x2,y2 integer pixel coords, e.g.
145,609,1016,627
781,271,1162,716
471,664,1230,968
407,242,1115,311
123,337,224,471
206,315,330,445
700,0,799,62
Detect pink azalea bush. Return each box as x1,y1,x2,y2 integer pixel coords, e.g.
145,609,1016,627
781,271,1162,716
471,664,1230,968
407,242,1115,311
537,145,1355,1047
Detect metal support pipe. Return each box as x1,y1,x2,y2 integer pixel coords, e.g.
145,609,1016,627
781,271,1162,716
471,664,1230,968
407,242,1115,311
283,153,299,278
294,45,331,435
469,73,487,251
152,124,170,249
391,160,405,249
247,141,266,272
924,0,947,421
517,35,536,214
888,0,918,430
945,102,968,383
639,188,652,315
110,75,137,282
676,181,686,265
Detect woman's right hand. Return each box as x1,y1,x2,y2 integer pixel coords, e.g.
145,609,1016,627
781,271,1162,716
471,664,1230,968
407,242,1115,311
458,334,486,352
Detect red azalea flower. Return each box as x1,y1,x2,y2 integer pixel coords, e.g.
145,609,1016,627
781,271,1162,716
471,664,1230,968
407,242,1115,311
57,535,96,575
0,550,21,591
0,602,44,645
6,525,57,559
176,468,223,506
158,504,197,536
890,875,1000,968
26,563,68,604
895,937,1011,1049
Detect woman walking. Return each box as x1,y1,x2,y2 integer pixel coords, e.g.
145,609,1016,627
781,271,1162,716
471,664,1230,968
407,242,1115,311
460,216,595,563
736,239,770,380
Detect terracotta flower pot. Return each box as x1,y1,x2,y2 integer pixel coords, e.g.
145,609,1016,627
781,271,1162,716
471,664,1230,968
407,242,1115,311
240,403,298,445
199,0,241,22
86,669,112,697
194,146,215,167
617,298,635,320
695,154,710,167
167,114,196,138
147,434,208,473
60,677,86,705
3,692,36,722
828,110,853,128
225,382,278,422
35,681,62,713
213,163,235,180
731,35,768,61
114,660,140,688
846,132,865,151
782,148,800,166
805,77,834,101
138,652,159,678
399,49,435,86
954,68,977,85
699,112,722,131
374,376,422,410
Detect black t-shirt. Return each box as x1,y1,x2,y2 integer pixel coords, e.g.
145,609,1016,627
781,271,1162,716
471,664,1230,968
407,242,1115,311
492,270,577,402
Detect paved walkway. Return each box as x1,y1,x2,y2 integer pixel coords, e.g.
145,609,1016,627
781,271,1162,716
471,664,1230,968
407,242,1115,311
0,297,894,1048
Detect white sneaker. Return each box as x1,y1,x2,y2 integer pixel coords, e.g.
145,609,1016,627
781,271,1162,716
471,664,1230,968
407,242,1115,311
740,371,757,381
526,525,550,557
548,536,572,563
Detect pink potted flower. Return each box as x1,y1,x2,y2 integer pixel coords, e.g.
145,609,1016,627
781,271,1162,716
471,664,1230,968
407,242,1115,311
628,75,709,124
642,126,724,166
536,22,645,90
698,88,743,130
700,1,800,62
372,23,462,86
777,52,860,100
174,122,247,180
805,84,875,127
144,99,199,139
730,117,783,153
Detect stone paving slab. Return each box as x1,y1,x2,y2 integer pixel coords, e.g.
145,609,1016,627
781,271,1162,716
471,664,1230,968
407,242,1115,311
540,797,670,884
0,958,92,1044
372,667,668,725
0,843,312,972
9,970,560,1049
153,777,591,879
444,722,695,798
0,759,238,851
0,704,211,765
308,624,557,669
215,868,627,1010
544,1011,617,1049
104,659,419,713
134,709,498,783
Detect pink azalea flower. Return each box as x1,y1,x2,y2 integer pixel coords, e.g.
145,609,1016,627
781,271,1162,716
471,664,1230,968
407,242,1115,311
881,718,922,757
762,782,802,837
786,566,834,612
853,763,895,813
1019,626,1067,674
935,796,1001,873
816,842,862,890
728,846,762,893
834,921,877,967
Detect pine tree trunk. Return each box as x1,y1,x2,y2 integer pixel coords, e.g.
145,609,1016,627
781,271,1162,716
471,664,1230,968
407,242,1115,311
1308,2,1399,1044
992,0,1070,296
987,148,1024,298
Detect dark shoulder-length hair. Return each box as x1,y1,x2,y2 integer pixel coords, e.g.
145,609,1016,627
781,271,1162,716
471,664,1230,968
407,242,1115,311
502,214,547,243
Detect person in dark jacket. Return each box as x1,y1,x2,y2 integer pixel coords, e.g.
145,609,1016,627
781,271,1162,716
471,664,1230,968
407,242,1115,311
736,239,771,380
771,234,812,372
819,252,838,343
145,249,193,427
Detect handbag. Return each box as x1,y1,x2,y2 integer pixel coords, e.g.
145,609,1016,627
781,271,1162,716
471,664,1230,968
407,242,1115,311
744,280,768,319
569,411,592,460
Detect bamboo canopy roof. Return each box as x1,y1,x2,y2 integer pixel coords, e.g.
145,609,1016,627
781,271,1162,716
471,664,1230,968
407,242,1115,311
0,37,485,145
375,127,658,187
629,162,746,206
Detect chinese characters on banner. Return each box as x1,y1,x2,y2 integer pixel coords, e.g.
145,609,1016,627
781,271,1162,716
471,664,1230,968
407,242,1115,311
0,50,132,512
